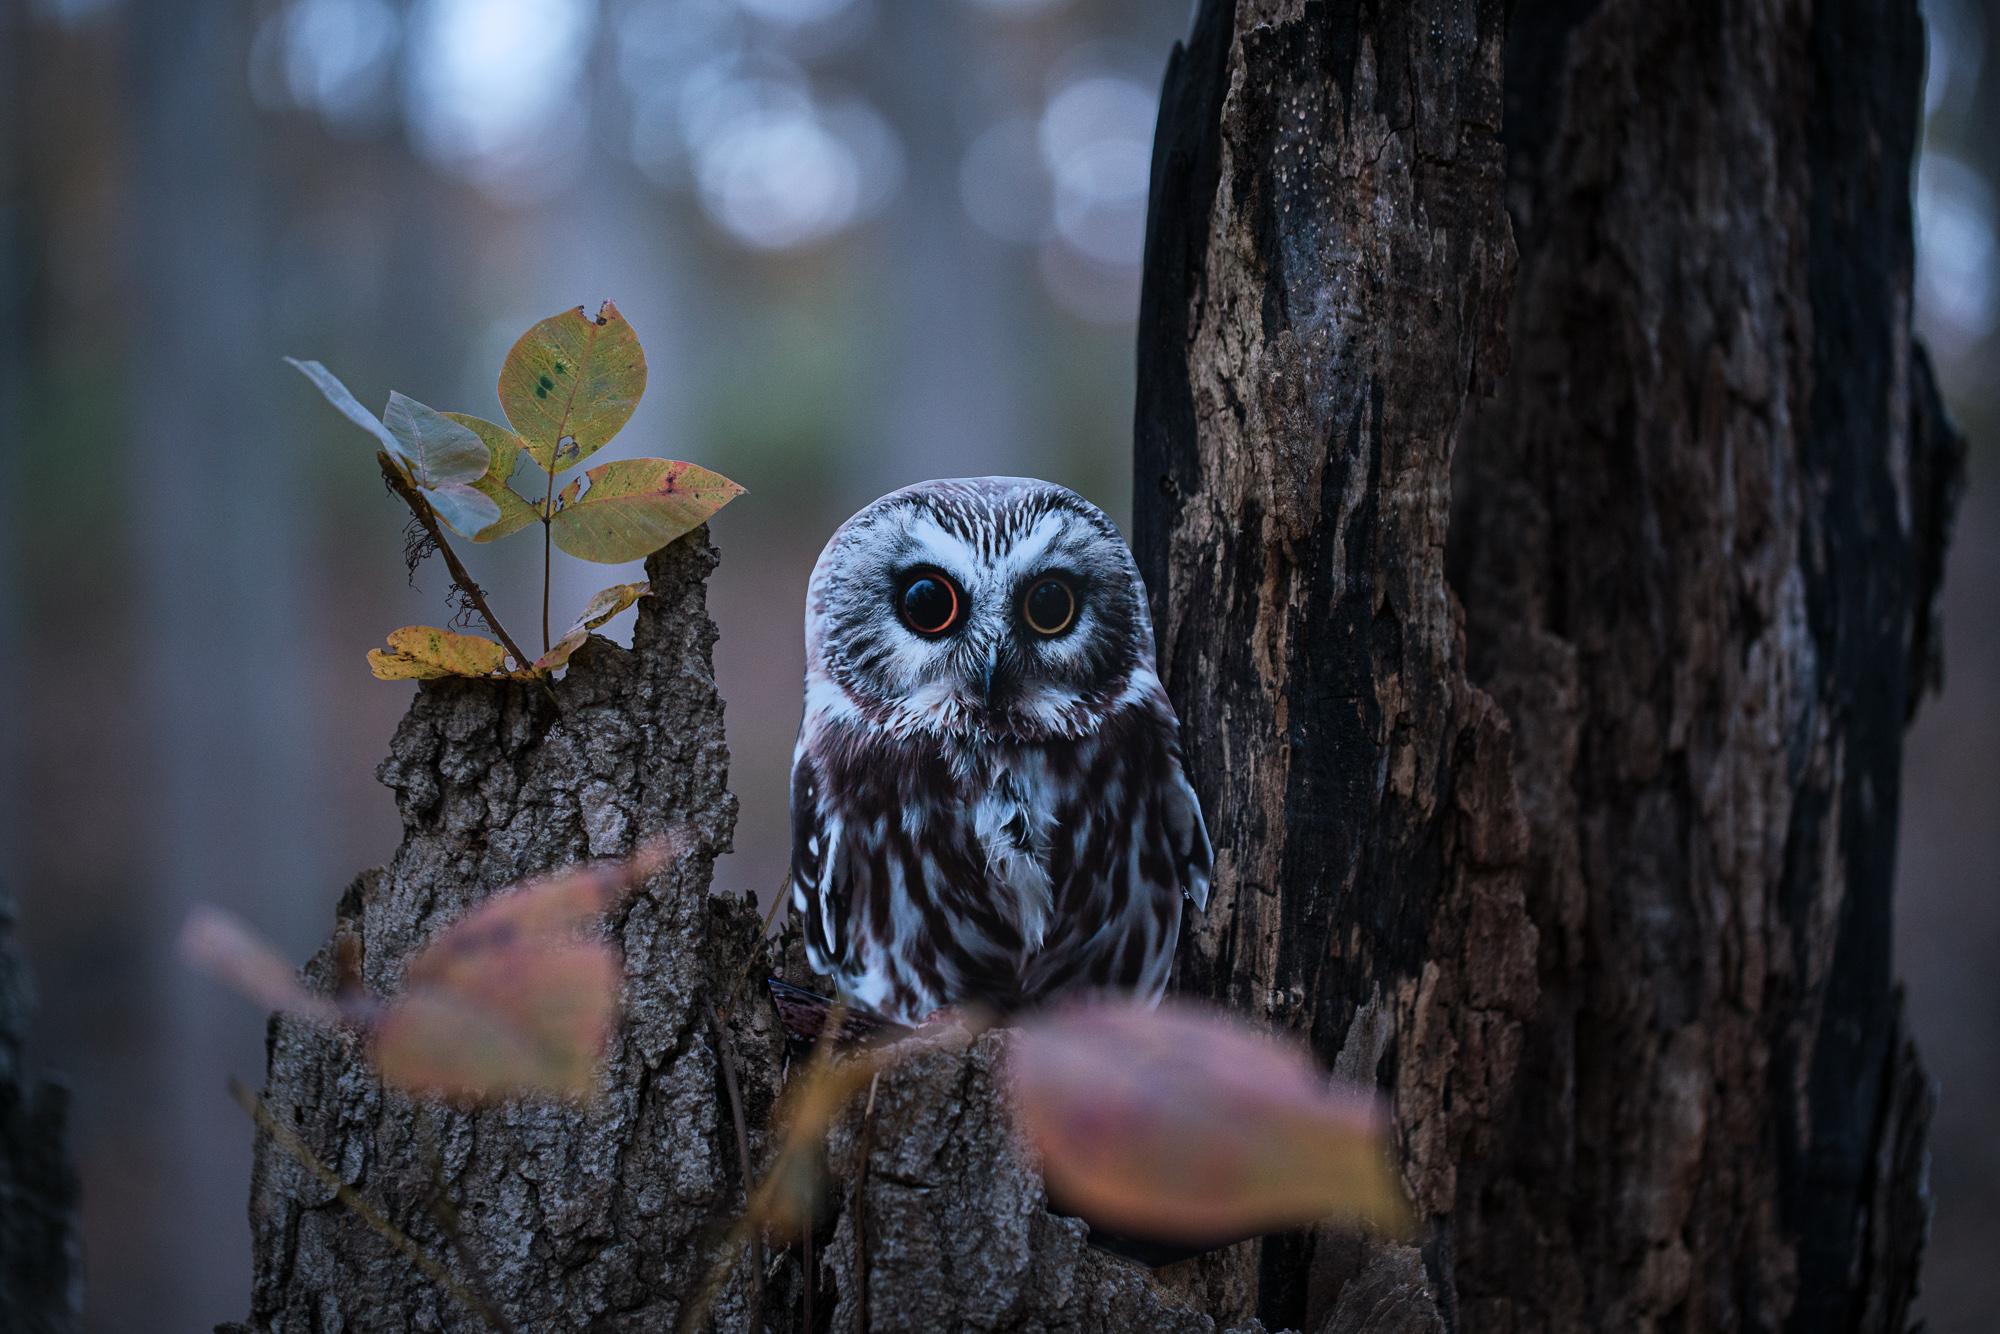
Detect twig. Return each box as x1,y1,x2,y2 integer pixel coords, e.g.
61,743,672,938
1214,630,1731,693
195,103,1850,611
851,1072,881,1334
229,1079,511,1333
420,1146,521,1334
715,882,791,1030
708,1002,765,1334
802,1218,815,1333
376,453,535,673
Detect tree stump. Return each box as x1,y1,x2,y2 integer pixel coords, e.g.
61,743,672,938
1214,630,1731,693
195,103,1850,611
242,532,781,1332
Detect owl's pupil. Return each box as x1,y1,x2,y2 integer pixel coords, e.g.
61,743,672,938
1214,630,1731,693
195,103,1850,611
1024,578,1077,636
900,576,958,635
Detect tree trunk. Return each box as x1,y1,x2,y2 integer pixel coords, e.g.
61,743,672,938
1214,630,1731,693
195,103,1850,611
1135,3,1959,1333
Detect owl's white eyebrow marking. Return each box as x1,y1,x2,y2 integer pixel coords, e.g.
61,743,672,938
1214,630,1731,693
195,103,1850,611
995,511,1067,578
903,515,978,580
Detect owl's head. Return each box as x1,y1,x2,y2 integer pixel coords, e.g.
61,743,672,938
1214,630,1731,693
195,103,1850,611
803,477,1160,741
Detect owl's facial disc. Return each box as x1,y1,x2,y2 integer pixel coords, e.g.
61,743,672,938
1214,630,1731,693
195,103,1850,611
806,478,1159,740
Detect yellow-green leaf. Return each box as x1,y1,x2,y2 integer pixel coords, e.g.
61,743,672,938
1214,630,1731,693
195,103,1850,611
550,458,744,564
498,302,646,473
367,626,510,680
530,582,650,675
444,412,542,541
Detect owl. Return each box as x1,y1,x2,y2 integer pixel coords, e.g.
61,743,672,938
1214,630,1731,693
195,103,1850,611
788,477,1211,1026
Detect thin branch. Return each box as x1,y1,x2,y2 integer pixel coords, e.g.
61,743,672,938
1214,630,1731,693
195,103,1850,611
851,1071,881,1334
376,453,534,672
230,1079,510,1334
708,1002,765,1334
426,1191,520,1334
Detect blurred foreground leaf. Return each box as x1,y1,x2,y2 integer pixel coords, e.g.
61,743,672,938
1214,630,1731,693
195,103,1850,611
551,458,744,564
178,906,341,1026
367,625,511,680
499,302,646,473
533,581,650,674
184,844,675,1104
750,1039,898,1241
1009,1001,1411,1243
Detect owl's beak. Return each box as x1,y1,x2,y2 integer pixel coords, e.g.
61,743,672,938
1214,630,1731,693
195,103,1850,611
976,648,999,707
971,642,1011,709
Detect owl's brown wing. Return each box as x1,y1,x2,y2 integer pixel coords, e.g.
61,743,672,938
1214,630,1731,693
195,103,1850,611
788,747,851,976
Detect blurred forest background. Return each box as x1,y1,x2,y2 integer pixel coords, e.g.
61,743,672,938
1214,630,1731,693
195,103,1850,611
0,0,1992,1329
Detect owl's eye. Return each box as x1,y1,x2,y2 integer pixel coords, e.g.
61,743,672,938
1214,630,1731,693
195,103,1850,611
1021,576,1078,637
898,571,962,636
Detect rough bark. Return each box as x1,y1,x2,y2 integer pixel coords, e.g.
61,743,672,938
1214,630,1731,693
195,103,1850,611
821,1031,1264,1334
1135,1,1528,1327
1453,3,1954,1331
1135,1,1956,1332
0,891,81,1334
240,531,789,1332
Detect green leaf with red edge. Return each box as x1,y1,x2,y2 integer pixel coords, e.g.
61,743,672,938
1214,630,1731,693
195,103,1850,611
529,581,649,675
1008,1001,1413,1244
550,458,744,564
443,412,542,541
498,302,646,473
367,625,511,680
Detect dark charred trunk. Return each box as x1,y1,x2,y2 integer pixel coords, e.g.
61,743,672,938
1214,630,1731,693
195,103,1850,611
0,891,81,1334
1135,1,1958,1331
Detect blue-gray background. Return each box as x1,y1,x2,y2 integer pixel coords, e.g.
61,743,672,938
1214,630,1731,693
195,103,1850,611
2,1,1993,1328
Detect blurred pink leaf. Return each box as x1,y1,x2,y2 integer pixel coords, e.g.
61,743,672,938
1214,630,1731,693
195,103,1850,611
184,842,678,1104
178,906,341,1027
1008,1001,1412,1243
371,945,621,1103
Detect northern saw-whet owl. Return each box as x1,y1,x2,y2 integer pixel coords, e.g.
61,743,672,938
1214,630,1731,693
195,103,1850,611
788,477,1212,1025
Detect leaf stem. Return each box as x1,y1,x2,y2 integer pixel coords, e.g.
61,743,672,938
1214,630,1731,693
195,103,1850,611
542,461,557,654
377,453,535,674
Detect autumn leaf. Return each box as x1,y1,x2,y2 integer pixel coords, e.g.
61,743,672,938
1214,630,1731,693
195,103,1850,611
550,458,745,564
367,626,511,680
498,302,646,473
287,361,496,535
371,948,620,1102
368,846,672,1101
443,412,542,541
532,581,650,674
184,845,677,1104
382,391,491,488
1008,1001,1412,1243
750,1037,902,1240
285,356,402,455
178,906,342,1027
